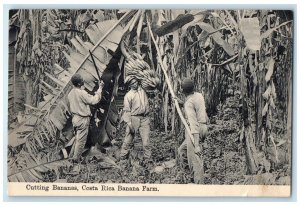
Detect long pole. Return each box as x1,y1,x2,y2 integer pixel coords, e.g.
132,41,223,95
89,50,102,81
147,18,195,146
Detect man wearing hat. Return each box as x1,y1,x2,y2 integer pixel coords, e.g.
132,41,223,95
178,78,208,184
119,77,151,165
68,73,104,161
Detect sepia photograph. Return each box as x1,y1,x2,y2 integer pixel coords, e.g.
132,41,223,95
6,8,293,196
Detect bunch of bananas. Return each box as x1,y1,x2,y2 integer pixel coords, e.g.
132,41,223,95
124,52,160,90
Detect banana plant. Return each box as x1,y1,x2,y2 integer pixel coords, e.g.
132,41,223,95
8,10,137,182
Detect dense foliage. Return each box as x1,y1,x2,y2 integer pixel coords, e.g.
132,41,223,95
8,9,292,184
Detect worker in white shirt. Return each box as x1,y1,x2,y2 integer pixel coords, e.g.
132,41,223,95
68,73,104,161
178,78,208,184
119,77,151,165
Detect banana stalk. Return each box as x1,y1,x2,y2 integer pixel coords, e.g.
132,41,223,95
123,49,159,90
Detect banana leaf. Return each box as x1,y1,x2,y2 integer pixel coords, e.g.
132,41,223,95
154,14,194,36
197,22,235,56
8,11,136,182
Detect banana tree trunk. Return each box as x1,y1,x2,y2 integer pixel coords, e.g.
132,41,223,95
239,38,259,175
255,50,264,146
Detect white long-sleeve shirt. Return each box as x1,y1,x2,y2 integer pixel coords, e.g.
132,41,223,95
122,87,149,123
68,88,102,117
184,92,208,134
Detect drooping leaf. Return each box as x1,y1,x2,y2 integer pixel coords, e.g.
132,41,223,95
271,80,277,99
269,96,276,109
262,102,269,117
181,12,207,34
197,22,235,56
261,20,292,39
86,20,122,51
155,14,194,36
265,58,275,82
8,158,70,182
75,11,93,30
224,10,238,30
262,85,271,100
276,139,287,147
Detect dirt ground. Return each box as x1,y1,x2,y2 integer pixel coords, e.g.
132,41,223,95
57,95,284,185
17,94,288,185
